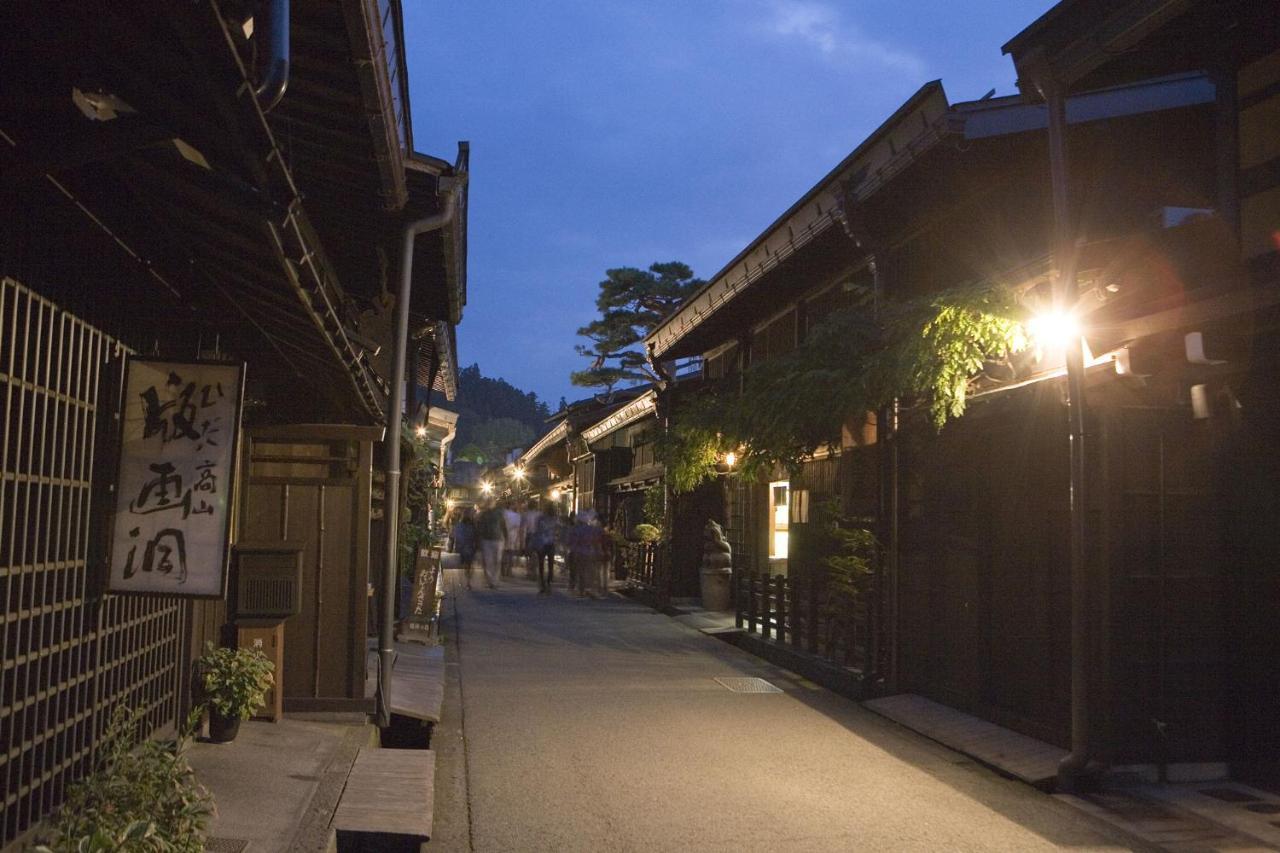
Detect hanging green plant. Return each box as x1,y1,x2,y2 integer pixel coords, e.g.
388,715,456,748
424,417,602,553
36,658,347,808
661,282,1028,493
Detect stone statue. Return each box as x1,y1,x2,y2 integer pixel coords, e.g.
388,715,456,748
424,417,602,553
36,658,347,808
700,519,733,611
702,520,732,570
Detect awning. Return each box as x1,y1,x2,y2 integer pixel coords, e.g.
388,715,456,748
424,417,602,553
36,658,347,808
607,464,665,491
581,390,657,445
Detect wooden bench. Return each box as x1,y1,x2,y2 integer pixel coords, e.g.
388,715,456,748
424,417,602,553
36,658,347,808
332,747,434,849
389,642,445,725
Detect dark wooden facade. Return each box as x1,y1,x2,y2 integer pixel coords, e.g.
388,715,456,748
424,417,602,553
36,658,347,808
239,425,379,712
646,0,1279,780
0,0,466,846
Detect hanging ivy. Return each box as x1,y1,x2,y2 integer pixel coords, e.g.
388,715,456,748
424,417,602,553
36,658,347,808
661,282,1029,493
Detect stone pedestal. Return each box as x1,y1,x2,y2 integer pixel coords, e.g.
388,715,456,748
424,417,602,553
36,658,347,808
700,568,733,612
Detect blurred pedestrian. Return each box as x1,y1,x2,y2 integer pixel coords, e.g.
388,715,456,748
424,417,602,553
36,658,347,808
452,509,478,590
521,499,542,579
476,500,507,589
569,509,605,598
530,502,559,595
501,499,521,577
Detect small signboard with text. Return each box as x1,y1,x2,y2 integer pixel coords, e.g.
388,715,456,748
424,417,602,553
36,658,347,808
108,358,245,598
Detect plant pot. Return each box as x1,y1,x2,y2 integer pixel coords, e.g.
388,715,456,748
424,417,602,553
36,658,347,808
208,710,241,744
699,567,733,612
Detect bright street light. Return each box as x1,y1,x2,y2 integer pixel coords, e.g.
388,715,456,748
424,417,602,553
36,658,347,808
550,488,561,500
480,481,493,495
1026,309,1081,352
724,451,737,468
414,425,427,438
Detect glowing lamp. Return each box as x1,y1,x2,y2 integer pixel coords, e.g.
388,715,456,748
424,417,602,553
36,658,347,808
414,425,427,438
480,481,493,495
1027,309,1081,351
724,451,737,468
550,488,561,500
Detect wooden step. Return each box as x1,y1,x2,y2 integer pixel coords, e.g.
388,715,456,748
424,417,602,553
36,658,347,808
332,747,434,843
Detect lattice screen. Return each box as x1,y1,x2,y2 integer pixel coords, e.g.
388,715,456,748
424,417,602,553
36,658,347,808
1,278,184,847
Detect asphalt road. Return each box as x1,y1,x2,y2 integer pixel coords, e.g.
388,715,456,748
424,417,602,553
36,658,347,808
432,571,1140,852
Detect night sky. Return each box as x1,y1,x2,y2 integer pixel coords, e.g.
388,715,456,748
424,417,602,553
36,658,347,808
405,1,1046,406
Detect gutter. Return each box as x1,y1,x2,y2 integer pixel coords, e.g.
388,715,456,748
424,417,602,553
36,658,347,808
254,0,290,112
377,186,459,729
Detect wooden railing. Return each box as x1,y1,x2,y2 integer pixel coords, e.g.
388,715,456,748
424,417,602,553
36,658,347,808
732,570,870,671
618,541,671,607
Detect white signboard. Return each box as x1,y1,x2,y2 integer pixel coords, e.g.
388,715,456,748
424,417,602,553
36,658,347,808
108,359,244,597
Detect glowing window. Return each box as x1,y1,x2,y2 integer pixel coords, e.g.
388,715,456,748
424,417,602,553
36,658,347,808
769,480,789,559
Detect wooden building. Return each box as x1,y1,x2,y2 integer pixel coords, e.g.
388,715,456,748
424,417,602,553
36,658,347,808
0,0,467,845
646,0,1278,784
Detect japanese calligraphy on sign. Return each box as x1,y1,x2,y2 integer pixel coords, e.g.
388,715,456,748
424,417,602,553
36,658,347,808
109,359,244,597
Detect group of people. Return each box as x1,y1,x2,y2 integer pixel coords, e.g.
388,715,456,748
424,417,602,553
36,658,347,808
448,499,610,597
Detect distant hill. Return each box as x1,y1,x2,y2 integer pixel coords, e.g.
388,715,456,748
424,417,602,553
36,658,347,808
452,364,551,464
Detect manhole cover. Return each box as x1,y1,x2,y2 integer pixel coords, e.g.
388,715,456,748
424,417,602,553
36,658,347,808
1200,787,1260,803
205,839,250,853
715,676,782,694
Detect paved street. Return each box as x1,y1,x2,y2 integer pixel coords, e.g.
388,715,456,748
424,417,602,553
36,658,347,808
431,570,1142,852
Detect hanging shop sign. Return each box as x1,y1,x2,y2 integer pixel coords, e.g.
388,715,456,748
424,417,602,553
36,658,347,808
108,358,245,597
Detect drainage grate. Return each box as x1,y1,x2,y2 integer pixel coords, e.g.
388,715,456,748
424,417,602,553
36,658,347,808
1245,803,1280,815
205,839,250,853
1199,787,1260,803
715,677,783,694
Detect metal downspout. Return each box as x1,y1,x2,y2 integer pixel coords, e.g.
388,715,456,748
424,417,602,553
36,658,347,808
377,191,457,729
1042,80,1093,791
254,0,291,112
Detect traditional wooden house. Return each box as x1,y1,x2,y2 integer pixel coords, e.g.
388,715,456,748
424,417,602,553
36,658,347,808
647,0,1277,786
0,0,467,844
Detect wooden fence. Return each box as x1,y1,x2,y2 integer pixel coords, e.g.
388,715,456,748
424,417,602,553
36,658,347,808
617,541,670,607
732,570,870,671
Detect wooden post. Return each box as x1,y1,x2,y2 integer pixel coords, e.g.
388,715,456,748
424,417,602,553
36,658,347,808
807,574,820,655
757,571,768,637
747,572,758,634
733,570,744,629
776,575,788,645
788,573,798,648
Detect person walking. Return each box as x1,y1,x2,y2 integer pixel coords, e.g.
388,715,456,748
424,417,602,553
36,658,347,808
476,500,507,589
501,500,522,578
569,509,605,598
561,511,577,592
530,502,559,595
452,509,478,590
521,499,542,579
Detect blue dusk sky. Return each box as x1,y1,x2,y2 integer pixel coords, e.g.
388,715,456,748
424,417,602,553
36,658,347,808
404,1,1049,407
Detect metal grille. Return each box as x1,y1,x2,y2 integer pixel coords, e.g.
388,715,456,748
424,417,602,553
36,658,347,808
1,278,184,847
726,477,753,571
714,677,783,694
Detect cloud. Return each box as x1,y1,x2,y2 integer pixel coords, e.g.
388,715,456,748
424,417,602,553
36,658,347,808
759,0,925,75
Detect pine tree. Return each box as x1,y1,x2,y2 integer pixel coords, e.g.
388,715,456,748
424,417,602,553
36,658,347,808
571,262,703,392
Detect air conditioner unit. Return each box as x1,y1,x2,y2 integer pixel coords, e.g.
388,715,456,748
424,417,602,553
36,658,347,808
231,542,303,622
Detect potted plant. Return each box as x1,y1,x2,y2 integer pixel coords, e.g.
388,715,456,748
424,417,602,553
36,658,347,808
196,642,275,743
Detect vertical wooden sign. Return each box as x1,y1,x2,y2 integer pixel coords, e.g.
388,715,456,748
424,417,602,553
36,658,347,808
108,358,245,597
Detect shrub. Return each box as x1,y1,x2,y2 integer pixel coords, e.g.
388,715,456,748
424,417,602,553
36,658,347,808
632,523,661,542
34,706,213,852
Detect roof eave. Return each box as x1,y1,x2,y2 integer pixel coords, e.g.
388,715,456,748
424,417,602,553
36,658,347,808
647,81,951,359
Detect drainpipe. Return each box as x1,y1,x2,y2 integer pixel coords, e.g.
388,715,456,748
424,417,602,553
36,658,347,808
378,189,457,729
1040,76,1093,791
254,0,291,112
